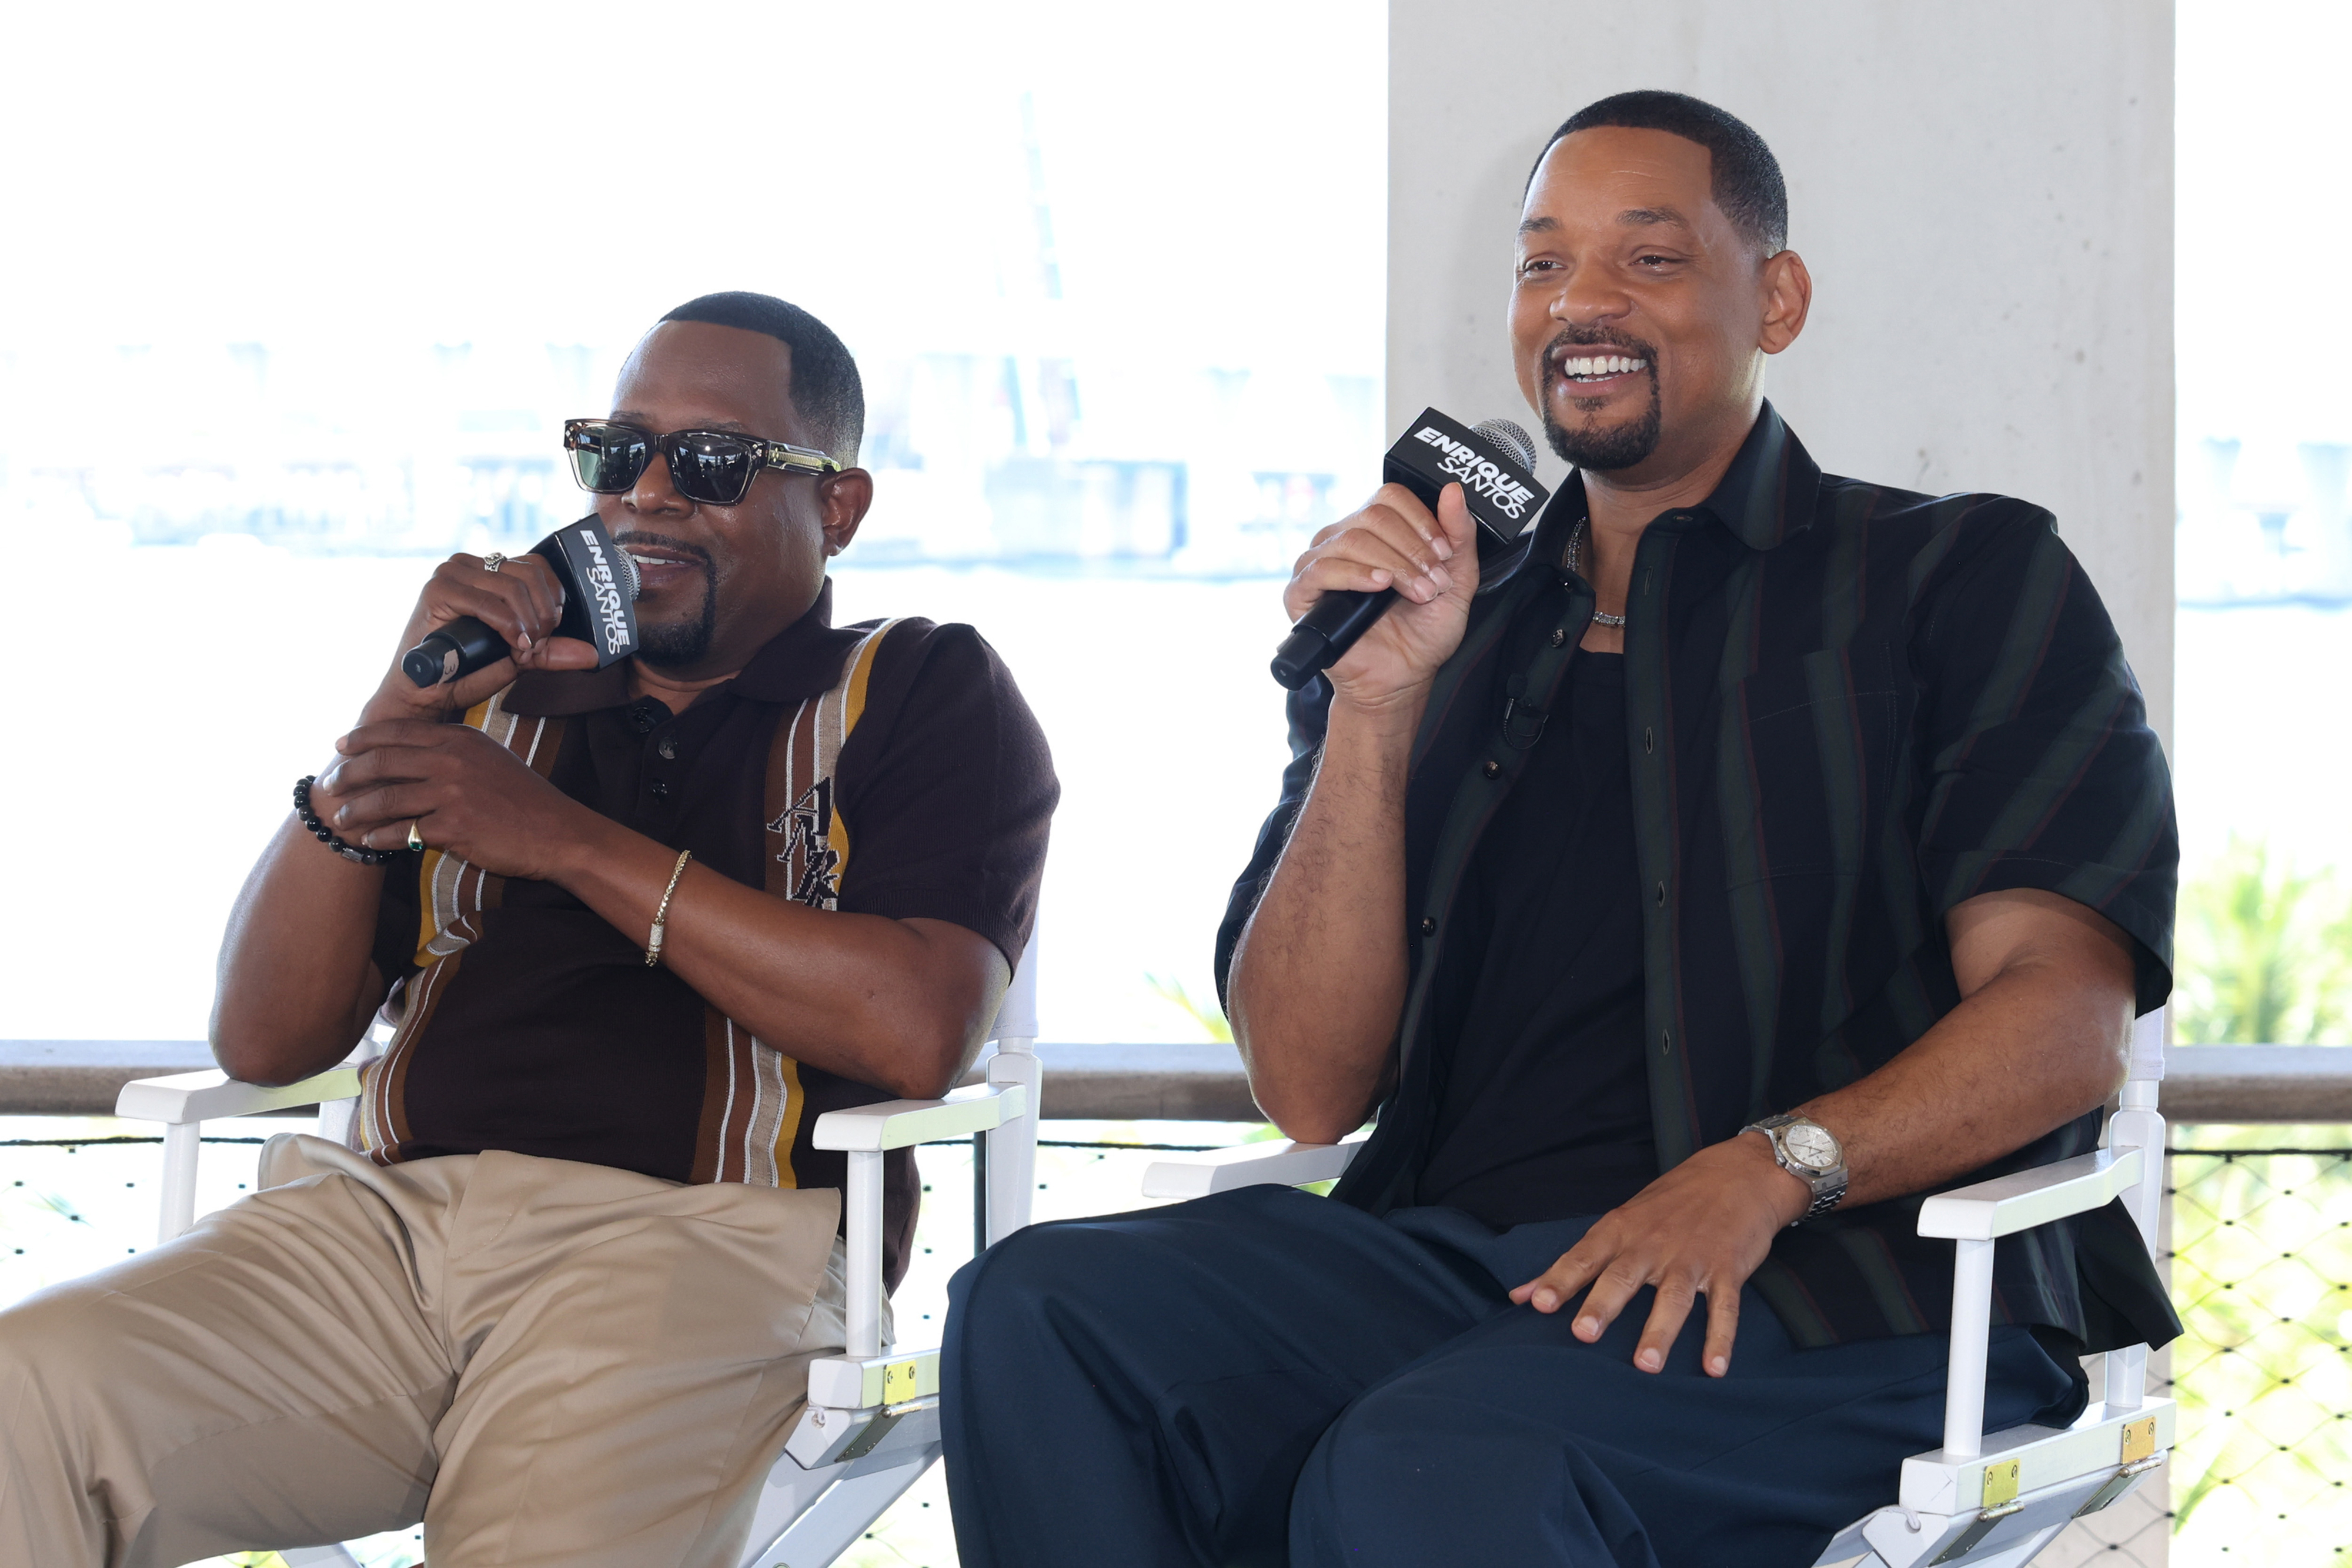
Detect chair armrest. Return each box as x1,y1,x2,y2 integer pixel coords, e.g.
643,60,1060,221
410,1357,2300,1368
810,1083,1027,1153
1916,1146,2145,1241
114,1067,364,1125
1141,1134,1368,1199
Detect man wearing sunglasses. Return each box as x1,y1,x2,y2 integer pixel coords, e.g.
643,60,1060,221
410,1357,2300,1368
0,292,1057,1568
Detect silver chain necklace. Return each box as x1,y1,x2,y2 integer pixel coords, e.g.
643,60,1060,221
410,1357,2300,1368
1565,522,1628,627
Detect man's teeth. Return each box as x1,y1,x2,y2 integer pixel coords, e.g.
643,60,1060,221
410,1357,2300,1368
1559,355,1648,380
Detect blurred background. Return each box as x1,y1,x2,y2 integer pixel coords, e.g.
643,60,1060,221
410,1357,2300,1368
5,1,2341,1054
0,0,1384,1047
2170,0,2352,1050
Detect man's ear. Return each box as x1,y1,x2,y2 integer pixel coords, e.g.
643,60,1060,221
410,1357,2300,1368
818,469,874,557
1758,250,1813,356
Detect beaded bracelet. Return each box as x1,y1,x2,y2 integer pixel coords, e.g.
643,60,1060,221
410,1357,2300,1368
293,775,402,865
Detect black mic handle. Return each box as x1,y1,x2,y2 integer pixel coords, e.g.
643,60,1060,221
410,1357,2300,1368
401,616,510,688
1269,587,1399,691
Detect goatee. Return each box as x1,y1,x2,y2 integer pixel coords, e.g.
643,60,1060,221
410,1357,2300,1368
1539,327,1664,472
1545,386,1663,472
637,588,718,667
620,533,721,668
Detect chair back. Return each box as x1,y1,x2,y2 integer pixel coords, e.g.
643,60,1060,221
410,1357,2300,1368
990,928,1041,1046
982,928,1044,1246
2102,1005,2168,1412
2112,1007,2166,1250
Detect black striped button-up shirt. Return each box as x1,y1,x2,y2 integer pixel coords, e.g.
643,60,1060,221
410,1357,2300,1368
1216,404,2179,1351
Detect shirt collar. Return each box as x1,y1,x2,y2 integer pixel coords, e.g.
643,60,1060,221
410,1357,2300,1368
1695,400,1820,551
506,578,864,717
1516,400,1823,566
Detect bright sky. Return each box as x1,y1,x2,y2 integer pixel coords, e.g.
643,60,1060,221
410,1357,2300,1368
2,0,2326,436
1,1,2342,1041
0,0,1384,375
2176,0,2352,445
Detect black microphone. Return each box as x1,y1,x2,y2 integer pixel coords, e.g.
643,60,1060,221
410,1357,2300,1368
402,515,645,688
1269,410,1551,690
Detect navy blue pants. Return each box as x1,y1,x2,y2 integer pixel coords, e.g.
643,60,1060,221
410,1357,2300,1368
941,1187,2081,1567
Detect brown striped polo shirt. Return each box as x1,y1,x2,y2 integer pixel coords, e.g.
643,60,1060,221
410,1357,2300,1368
362,580,1057,1289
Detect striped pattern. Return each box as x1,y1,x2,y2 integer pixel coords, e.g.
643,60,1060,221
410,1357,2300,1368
358,688,566,1159
1222,404,2178,1350
763,617,897,913
694,1013,802,1187
692,618,901,1186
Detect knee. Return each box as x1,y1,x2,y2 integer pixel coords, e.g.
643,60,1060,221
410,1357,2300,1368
0,1276,123,1413
943,1223,1097,1414
0,1273,119,1358
954,1188,1312,1317
954,1216,1136,1319
947,1216,1190,1381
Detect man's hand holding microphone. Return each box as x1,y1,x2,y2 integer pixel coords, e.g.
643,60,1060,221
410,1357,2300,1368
309,547,603,877
1231,412,1548,1158
1285,480,1481,719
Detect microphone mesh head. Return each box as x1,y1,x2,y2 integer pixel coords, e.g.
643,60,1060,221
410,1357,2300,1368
613,543,642,600
1472,418,1538,473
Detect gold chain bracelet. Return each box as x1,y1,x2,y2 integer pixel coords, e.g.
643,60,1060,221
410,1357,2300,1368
646,848,693,967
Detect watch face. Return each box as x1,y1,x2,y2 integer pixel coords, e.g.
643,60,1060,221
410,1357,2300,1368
1783,1122,1840,1171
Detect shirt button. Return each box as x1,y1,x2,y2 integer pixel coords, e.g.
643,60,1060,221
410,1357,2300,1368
1482,760,1501,779
1420,916,1437,936
1550,627,1566,647
650,779,670,799
1661,1029,1673,1055
1643,727,1655,754
657,737,677,760
1656,880,1668,908
630,707,659,734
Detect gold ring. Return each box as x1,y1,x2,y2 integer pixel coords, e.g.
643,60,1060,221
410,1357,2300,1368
482,551,506,573
407,820,425,852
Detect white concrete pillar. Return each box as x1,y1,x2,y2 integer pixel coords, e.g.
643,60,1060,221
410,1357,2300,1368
1387,0,2175,744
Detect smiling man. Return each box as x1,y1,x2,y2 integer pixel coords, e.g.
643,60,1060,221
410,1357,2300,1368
0,292,1056,1567
941,93,2179,1567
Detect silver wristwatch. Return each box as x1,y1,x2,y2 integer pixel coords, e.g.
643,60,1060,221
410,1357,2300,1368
1742,1113,1849,1222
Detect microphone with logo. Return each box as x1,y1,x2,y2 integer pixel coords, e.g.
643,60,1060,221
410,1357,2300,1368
401,515,644,688
1269,410,1551,690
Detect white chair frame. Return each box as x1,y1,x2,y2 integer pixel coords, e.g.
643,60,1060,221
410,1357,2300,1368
1140,1009,2176,1568
112,933,1044,1568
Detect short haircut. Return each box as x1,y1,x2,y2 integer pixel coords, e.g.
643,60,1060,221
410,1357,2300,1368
659,291,865,465
1531,90,1788,256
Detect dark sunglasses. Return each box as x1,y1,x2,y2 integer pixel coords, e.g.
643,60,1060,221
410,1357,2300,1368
563,419,842,507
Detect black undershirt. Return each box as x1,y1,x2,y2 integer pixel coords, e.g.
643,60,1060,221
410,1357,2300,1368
1414,650,1656,1228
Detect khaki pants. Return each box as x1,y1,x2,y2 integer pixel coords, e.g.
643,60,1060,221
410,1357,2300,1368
0,1134,857,1568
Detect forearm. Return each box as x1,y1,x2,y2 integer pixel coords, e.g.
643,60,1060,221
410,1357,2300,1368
1228,693,1425,1142
552,817,1003,1099
1509,912,2135,1377
1503,997,2122,1373
213,815,389,1084
1799,950,2132,1208
211,549,596,1085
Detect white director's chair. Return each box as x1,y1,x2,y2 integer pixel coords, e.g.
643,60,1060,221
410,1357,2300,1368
1140,1011,2177,1568
113,932,1045,1568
